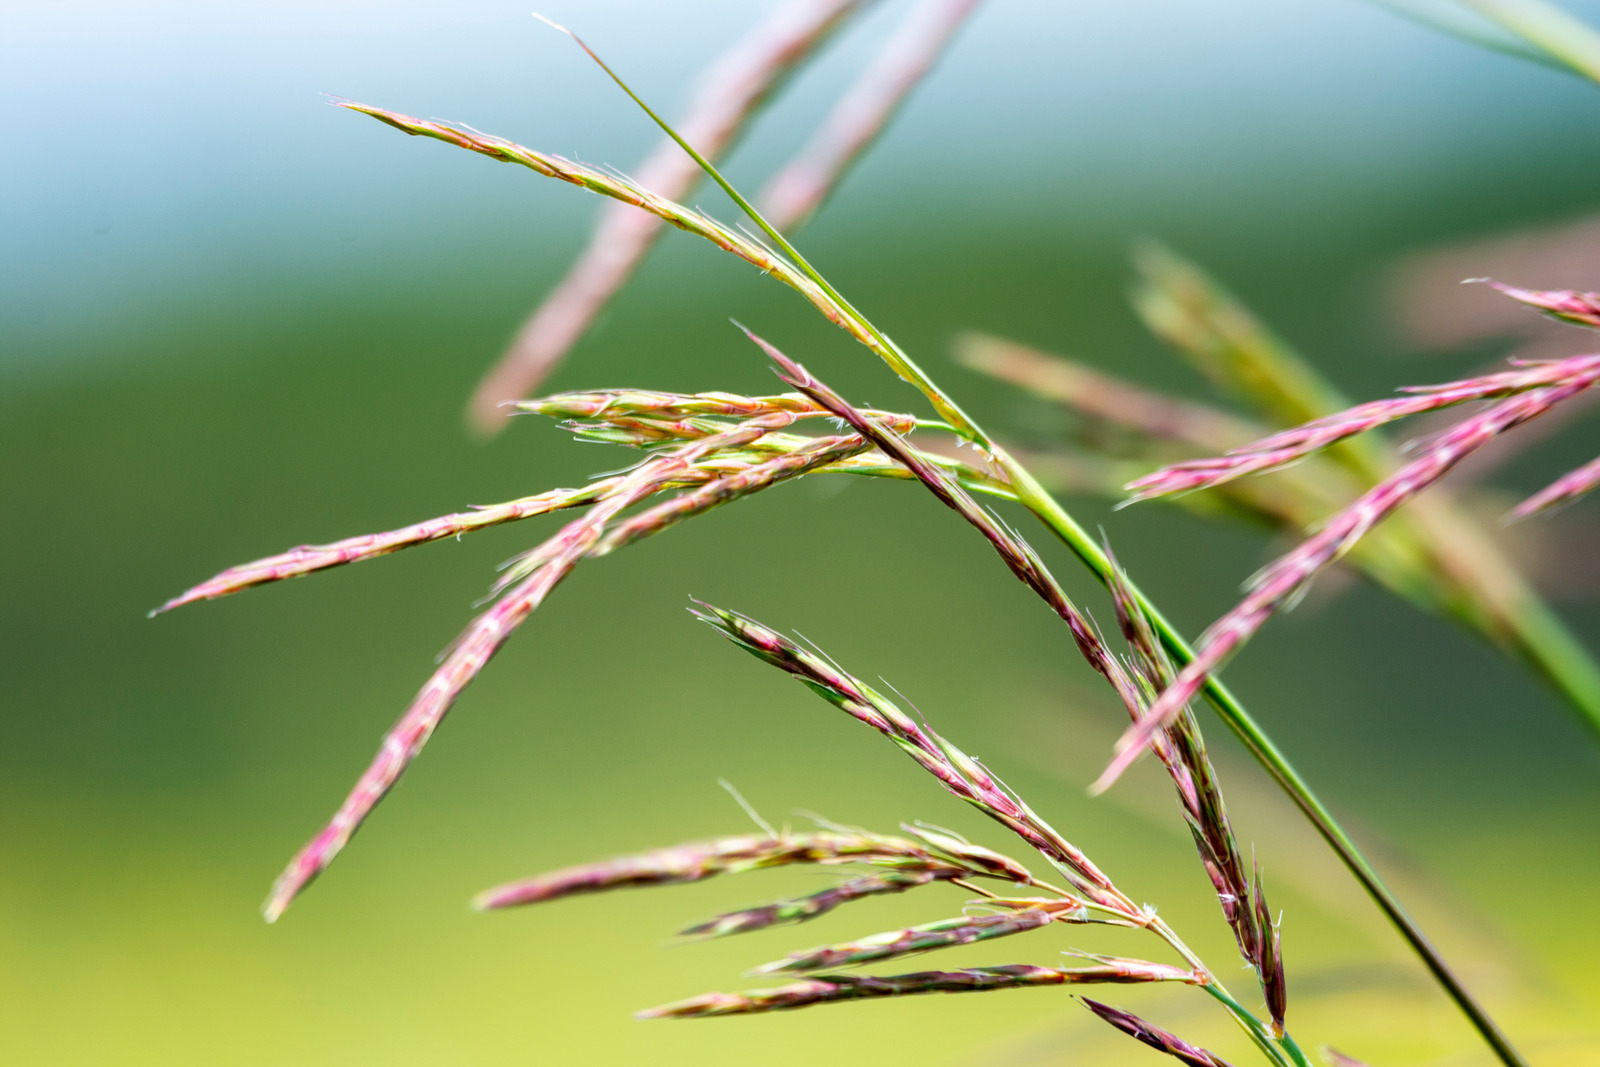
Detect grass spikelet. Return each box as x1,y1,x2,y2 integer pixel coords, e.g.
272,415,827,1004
149,489,581,614
638,962,1198,1019
587,433,872,558
473,830,950,911
751,909,1057,973
340,100,968,433
154,388,916,614
1082,997,1239,1067
1483,279,1600,327
680,869,960,939
1105,552,1281,1018
1126,353,1600,501
1253,863,1287,1035
900,824,1034,883
514,389,829,421
1511,453,1600,518
691,600,1132,911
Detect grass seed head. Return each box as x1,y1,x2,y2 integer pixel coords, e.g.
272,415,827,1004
1082,997,1238,1067
752,909,1057,974
680,868,962,939
639,962,1195,1019
474,829,954,911
1482,279,1600,329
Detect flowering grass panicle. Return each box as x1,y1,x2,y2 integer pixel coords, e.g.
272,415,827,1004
153,9,1596,1064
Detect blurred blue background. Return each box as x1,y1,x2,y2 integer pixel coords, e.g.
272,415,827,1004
5,1,1600,1062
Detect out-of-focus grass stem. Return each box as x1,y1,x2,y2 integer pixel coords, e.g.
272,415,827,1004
1460,0,1600,82
1364,0,1571,69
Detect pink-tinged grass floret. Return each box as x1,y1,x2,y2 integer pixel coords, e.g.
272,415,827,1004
693,600,1134,912
1082,997,1238,1067
1098,365,1600,793
1483,279,1600,329
1126,353,1600,501
681,869,961,939
1512,453,1600,519
262,413,801,921
473,830,953,911
639,961,1198,1018
752,909,1056,973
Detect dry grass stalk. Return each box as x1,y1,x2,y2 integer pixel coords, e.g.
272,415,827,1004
953,337,1461,608
467,0,873,429
157,388,914,613
685,601,1308,1062
158,371,1022,926
461,603,1266,1028
955,333,1260,455
1489,280,1600,326
757,0,985,230
515,388,843,421
1120,248,1600,762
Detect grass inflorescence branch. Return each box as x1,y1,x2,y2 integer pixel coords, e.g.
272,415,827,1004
153,12,1592,1064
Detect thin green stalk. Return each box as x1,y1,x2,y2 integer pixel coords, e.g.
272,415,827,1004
1201,983,1310,1067
1148,917,1299,1067
1362,0,1571,70
446,31,1533,1063
538,15,987,443
1006,463,1530,1067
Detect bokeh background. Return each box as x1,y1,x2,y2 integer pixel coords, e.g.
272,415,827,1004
6,0,1600,1062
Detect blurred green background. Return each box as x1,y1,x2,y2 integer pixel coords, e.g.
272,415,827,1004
6,0,1600,1062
